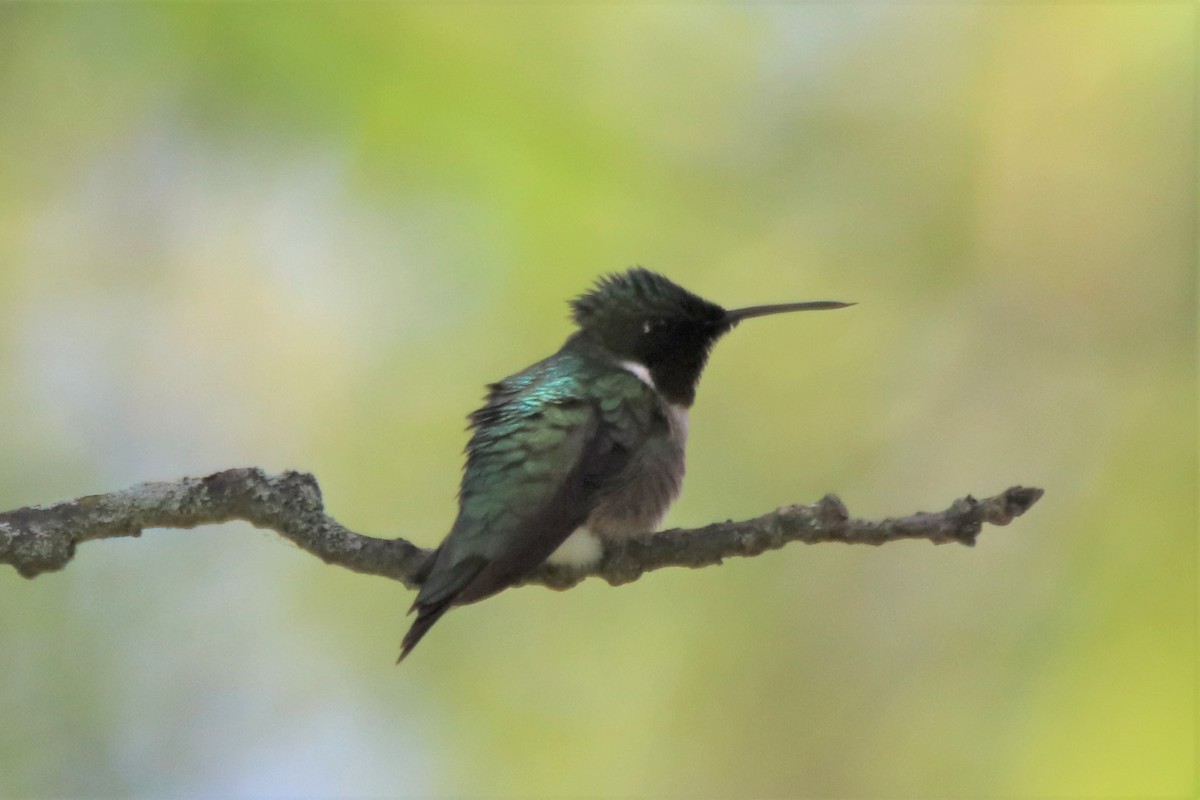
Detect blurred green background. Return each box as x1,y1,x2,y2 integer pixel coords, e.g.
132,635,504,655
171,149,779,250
0,3,1193,797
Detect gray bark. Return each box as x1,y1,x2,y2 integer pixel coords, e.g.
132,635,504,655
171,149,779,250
0,468,1043,588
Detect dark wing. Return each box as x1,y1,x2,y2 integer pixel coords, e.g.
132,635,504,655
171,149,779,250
398,355,634,662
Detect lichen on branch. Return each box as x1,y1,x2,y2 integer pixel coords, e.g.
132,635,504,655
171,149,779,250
0,468,1042,586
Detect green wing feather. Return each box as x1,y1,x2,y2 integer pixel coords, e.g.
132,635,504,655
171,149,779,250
400,350,654,661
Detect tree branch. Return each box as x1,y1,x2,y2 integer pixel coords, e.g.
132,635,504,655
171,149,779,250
0,468,1043,587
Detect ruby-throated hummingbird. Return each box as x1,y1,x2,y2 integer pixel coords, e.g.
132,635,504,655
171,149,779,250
399,268,851,661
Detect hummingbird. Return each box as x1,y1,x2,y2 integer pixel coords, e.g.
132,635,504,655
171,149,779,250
399,268,851,662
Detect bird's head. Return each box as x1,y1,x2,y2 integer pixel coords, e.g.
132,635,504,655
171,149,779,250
571,268,851,405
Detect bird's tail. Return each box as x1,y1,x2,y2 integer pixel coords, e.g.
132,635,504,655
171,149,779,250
396,600,453,664
398,548,491,664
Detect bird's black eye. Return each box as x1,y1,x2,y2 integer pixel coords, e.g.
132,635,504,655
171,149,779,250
642,318,668,336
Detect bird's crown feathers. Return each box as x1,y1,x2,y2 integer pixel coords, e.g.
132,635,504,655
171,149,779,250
570,268,723,331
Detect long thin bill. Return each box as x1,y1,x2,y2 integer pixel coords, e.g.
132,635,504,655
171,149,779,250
724,300,855,324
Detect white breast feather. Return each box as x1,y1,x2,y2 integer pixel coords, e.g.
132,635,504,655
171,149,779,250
546,527,604,567
617,360,655,389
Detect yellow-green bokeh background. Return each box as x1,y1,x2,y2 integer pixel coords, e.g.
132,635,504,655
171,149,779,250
0,4,1193,797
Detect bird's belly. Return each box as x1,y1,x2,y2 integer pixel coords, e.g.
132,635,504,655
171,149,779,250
588,410,687,538
545,527,604,567
546,404,688,568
